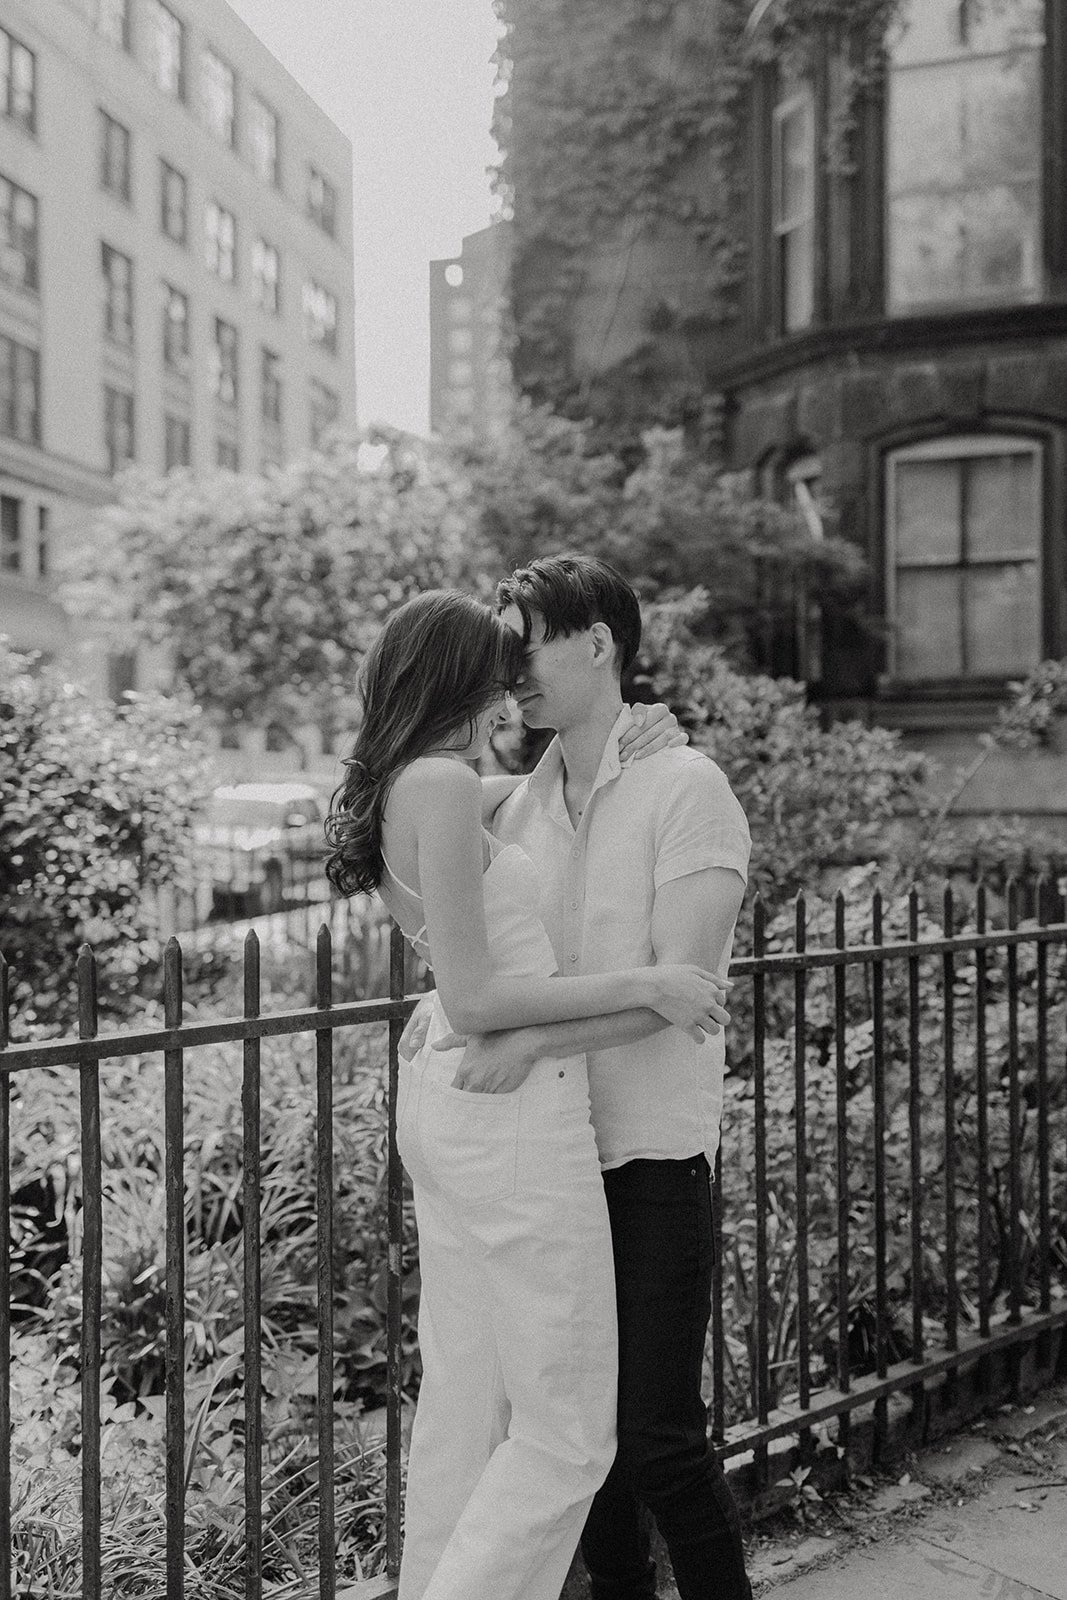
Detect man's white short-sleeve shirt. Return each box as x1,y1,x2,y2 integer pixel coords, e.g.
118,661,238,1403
494,709,751,1170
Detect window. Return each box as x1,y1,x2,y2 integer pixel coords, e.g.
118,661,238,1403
96,0,131,51
216,437,239,471
0,333,39,444
0,173,38,291
448,359,474,387
249,94,280,186
212,317,238,406
201,47,236,147
773,89,815,333
303,280,338,354
108,650,137,701
252,238,279,313
160,160,187,244
886,435,1042,680
99,110,132,203
261,347,281,425
102,243,134,345
887,0,1045,310
205,200,236,282
1,26,36,135
448,296,472,325
161,281,189,371
164,413,190,471
149,2,185,101
37,503,48,579
448,326,473,355
1,494,21,573
309,378,339,446
104,384,135,472
306,167,336,237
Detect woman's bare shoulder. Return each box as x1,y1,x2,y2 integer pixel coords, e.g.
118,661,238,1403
392,757,480,806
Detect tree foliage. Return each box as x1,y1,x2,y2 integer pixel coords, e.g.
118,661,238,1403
0,642,210,1029
60,432,499,733
463,405,866,665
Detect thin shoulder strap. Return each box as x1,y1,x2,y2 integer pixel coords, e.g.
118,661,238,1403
381,849,423,904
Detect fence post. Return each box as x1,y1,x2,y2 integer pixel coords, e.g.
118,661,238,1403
242,931,263,1598
163,939,186,1600
386,925,406,1580
316,926,337,1600
78,946,102,1600
0,957,11,1600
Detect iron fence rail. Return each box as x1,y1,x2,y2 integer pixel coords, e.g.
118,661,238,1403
1,884,1066,1597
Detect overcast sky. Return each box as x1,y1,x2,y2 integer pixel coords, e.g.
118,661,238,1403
225,0,502,436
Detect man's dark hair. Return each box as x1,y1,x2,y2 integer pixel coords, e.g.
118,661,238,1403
495,554,641,678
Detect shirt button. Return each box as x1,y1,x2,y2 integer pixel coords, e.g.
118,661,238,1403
571,899,579,909
569,953,578,963
571,848,580,859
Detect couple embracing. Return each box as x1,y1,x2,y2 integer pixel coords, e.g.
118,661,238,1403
326,555,752,1600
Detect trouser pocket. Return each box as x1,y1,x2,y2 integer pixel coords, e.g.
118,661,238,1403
420,1080,522,1205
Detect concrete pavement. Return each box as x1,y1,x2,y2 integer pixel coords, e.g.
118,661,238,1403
755,1388,1067,1600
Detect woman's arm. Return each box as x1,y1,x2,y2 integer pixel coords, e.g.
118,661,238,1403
403,760,724,1038
443,1009,671,1093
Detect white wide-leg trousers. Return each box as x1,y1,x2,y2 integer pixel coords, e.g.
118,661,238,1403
395,1041,617,1600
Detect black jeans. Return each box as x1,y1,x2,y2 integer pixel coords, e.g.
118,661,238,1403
580,1156,751,1600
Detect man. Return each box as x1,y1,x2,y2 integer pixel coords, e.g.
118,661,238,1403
406,554,752,1598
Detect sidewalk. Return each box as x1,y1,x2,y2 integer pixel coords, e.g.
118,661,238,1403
749,1385,1067,1599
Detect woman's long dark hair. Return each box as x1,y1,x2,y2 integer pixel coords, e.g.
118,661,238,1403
325,590,524,897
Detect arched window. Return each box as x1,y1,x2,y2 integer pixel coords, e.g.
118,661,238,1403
885,434,1042,680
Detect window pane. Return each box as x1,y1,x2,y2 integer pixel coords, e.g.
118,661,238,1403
782,219,814,332
777,101,812,229
965,562,1040,675
202,49,236,146
97,0,130,49
151,2,185,99
968,451,1039,560
888,5,1043,310
894,458,961,564
896,568,964,676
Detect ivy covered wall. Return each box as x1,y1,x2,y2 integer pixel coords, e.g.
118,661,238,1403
493,0,904,440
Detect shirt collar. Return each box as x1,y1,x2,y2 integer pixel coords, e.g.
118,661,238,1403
526,706,632,812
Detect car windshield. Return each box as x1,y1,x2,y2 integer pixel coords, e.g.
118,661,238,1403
208,797,317,829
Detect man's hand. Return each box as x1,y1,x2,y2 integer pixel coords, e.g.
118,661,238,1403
618,702,688,766
434,1028,539,1095
398,994,434,1062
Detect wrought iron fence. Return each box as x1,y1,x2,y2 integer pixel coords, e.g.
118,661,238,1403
1,877,1066,1598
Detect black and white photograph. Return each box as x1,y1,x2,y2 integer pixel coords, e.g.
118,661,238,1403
2,2,1067,1597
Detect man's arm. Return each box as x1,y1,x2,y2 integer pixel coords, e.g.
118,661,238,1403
444,868,743,1091
512,866,744,1062
651,866,745,974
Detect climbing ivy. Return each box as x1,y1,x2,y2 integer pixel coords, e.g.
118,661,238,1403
492,0,907,424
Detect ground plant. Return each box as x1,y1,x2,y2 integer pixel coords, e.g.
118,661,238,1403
8,969,416,1594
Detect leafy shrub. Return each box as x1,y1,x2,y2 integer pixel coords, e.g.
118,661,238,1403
630,592,928,907
713,868,1067,1422
0,641,211,1030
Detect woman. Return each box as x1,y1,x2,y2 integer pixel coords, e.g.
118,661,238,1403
325,591,728,1600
